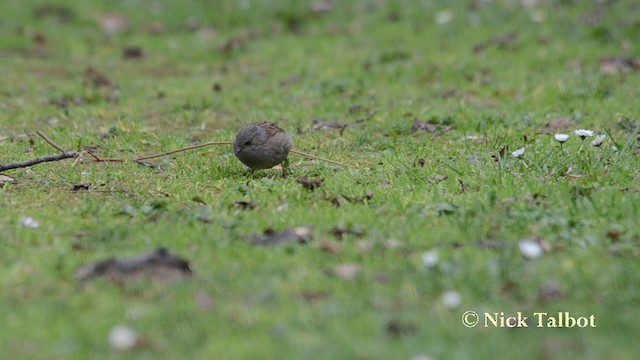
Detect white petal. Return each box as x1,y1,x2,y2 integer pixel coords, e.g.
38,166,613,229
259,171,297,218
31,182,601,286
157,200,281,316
554,134,569,142
109,326,138,351
20,217,40,229
442,291,462,309
421,251,439,268
519,240,543,259
574,129,594,137
511,147,525,158
591,134,606,147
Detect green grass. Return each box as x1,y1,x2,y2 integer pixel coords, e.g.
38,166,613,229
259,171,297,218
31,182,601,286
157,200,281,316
1,0,640,359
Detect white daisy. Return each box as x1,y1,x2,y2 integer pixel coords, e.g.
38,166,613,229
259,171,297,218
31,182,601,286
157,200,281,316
575,129,594,139
20,217,40,229
421,251,439,268
442,290,462,309
519,239,543,259
554,134,569,143
591,134,606,147
109,325,138,351
512,147,525,158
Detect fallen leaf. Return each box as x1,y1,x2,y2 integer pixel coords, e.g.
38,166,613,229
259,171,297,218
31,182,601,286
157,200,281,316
600,56,640,74
410,120,437,133
83,67,112,88
544,117,572,131
297,176,323,190
233,201,256,210
195,290,215,311
98,13,130,35
311,119,345,131
473,32,518,53
75,248,193,281
70,183,91,191
319,241,343,255
331,263,361,280
122,46,144,60
0,175,16,187
386,320,418,337
251,226,313,246
537,282,565,304
329,225,365,239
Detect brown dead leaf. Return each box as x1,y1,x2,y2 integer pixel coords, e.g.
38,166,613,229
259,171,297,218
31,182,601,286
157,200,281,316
544,117,572,131
70,183,91,191
330,225,365,239
492,145,506,162
75,248,192,282
98,13,130,35
145,21,165,35
191,196,207,205
319,241,343,255
123,46,144,60
600,56,640,74
311,119,346,131
410,120,437,133
310,0,334,14
0,175,16,187
251,226,313,246
606,229,622,243
83,67,112,88
331,263,361,280
537,282,565,304
297,176,323,190
195,290,214,311
473,32,518,53
386,320,418,337
233,201,256,210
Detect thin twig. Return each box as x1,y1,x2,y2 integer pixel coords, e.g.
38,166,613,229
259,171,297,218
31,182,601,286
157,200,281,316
0,152,78,172
134,141,232,161
290,149,358,168
36,131,66,153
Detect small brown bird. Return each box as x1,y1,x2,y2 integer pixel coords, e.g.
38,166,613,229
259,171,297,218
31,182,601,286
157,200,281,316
233,122,293,176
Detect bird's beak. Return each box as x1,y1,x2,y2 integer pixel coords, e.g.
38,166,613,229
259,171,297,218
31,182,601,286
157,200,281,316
234,148,243,155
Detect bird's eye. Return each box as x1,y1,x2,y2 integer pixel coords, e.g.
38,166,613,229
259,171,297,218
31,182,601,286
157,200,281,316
244,140,252,146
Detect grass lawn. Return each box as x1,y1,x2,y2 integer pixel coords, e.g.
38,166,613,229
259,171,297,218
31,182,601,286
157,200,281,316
1,0,639,359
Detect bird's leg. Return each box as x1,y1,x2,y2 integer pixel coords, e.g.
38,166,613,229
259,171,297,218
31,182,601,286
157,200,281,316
281,157,290,178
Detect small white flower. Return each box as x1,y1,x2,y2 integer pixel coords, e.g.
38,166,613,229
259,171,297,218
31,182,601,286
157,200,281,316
554,134,569,143
435,10,454,25
511,147,525,158
442,290,462,309
519,239,543,259
591,134,606,147
109,325,138,351
575,129,594,139
20,217,40,229
421,251,439,268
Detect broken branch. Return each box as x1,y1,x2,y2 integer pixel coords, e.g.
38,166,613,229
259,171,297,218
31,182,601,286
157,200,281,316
0,151,78,172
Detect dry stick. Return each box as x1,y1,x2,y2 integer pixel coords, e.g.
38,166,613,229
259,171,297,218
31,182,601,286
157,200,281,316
35,130,66,153
0,131,82,172
289,149,357,168
0,152,78,172
134,141,233,162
